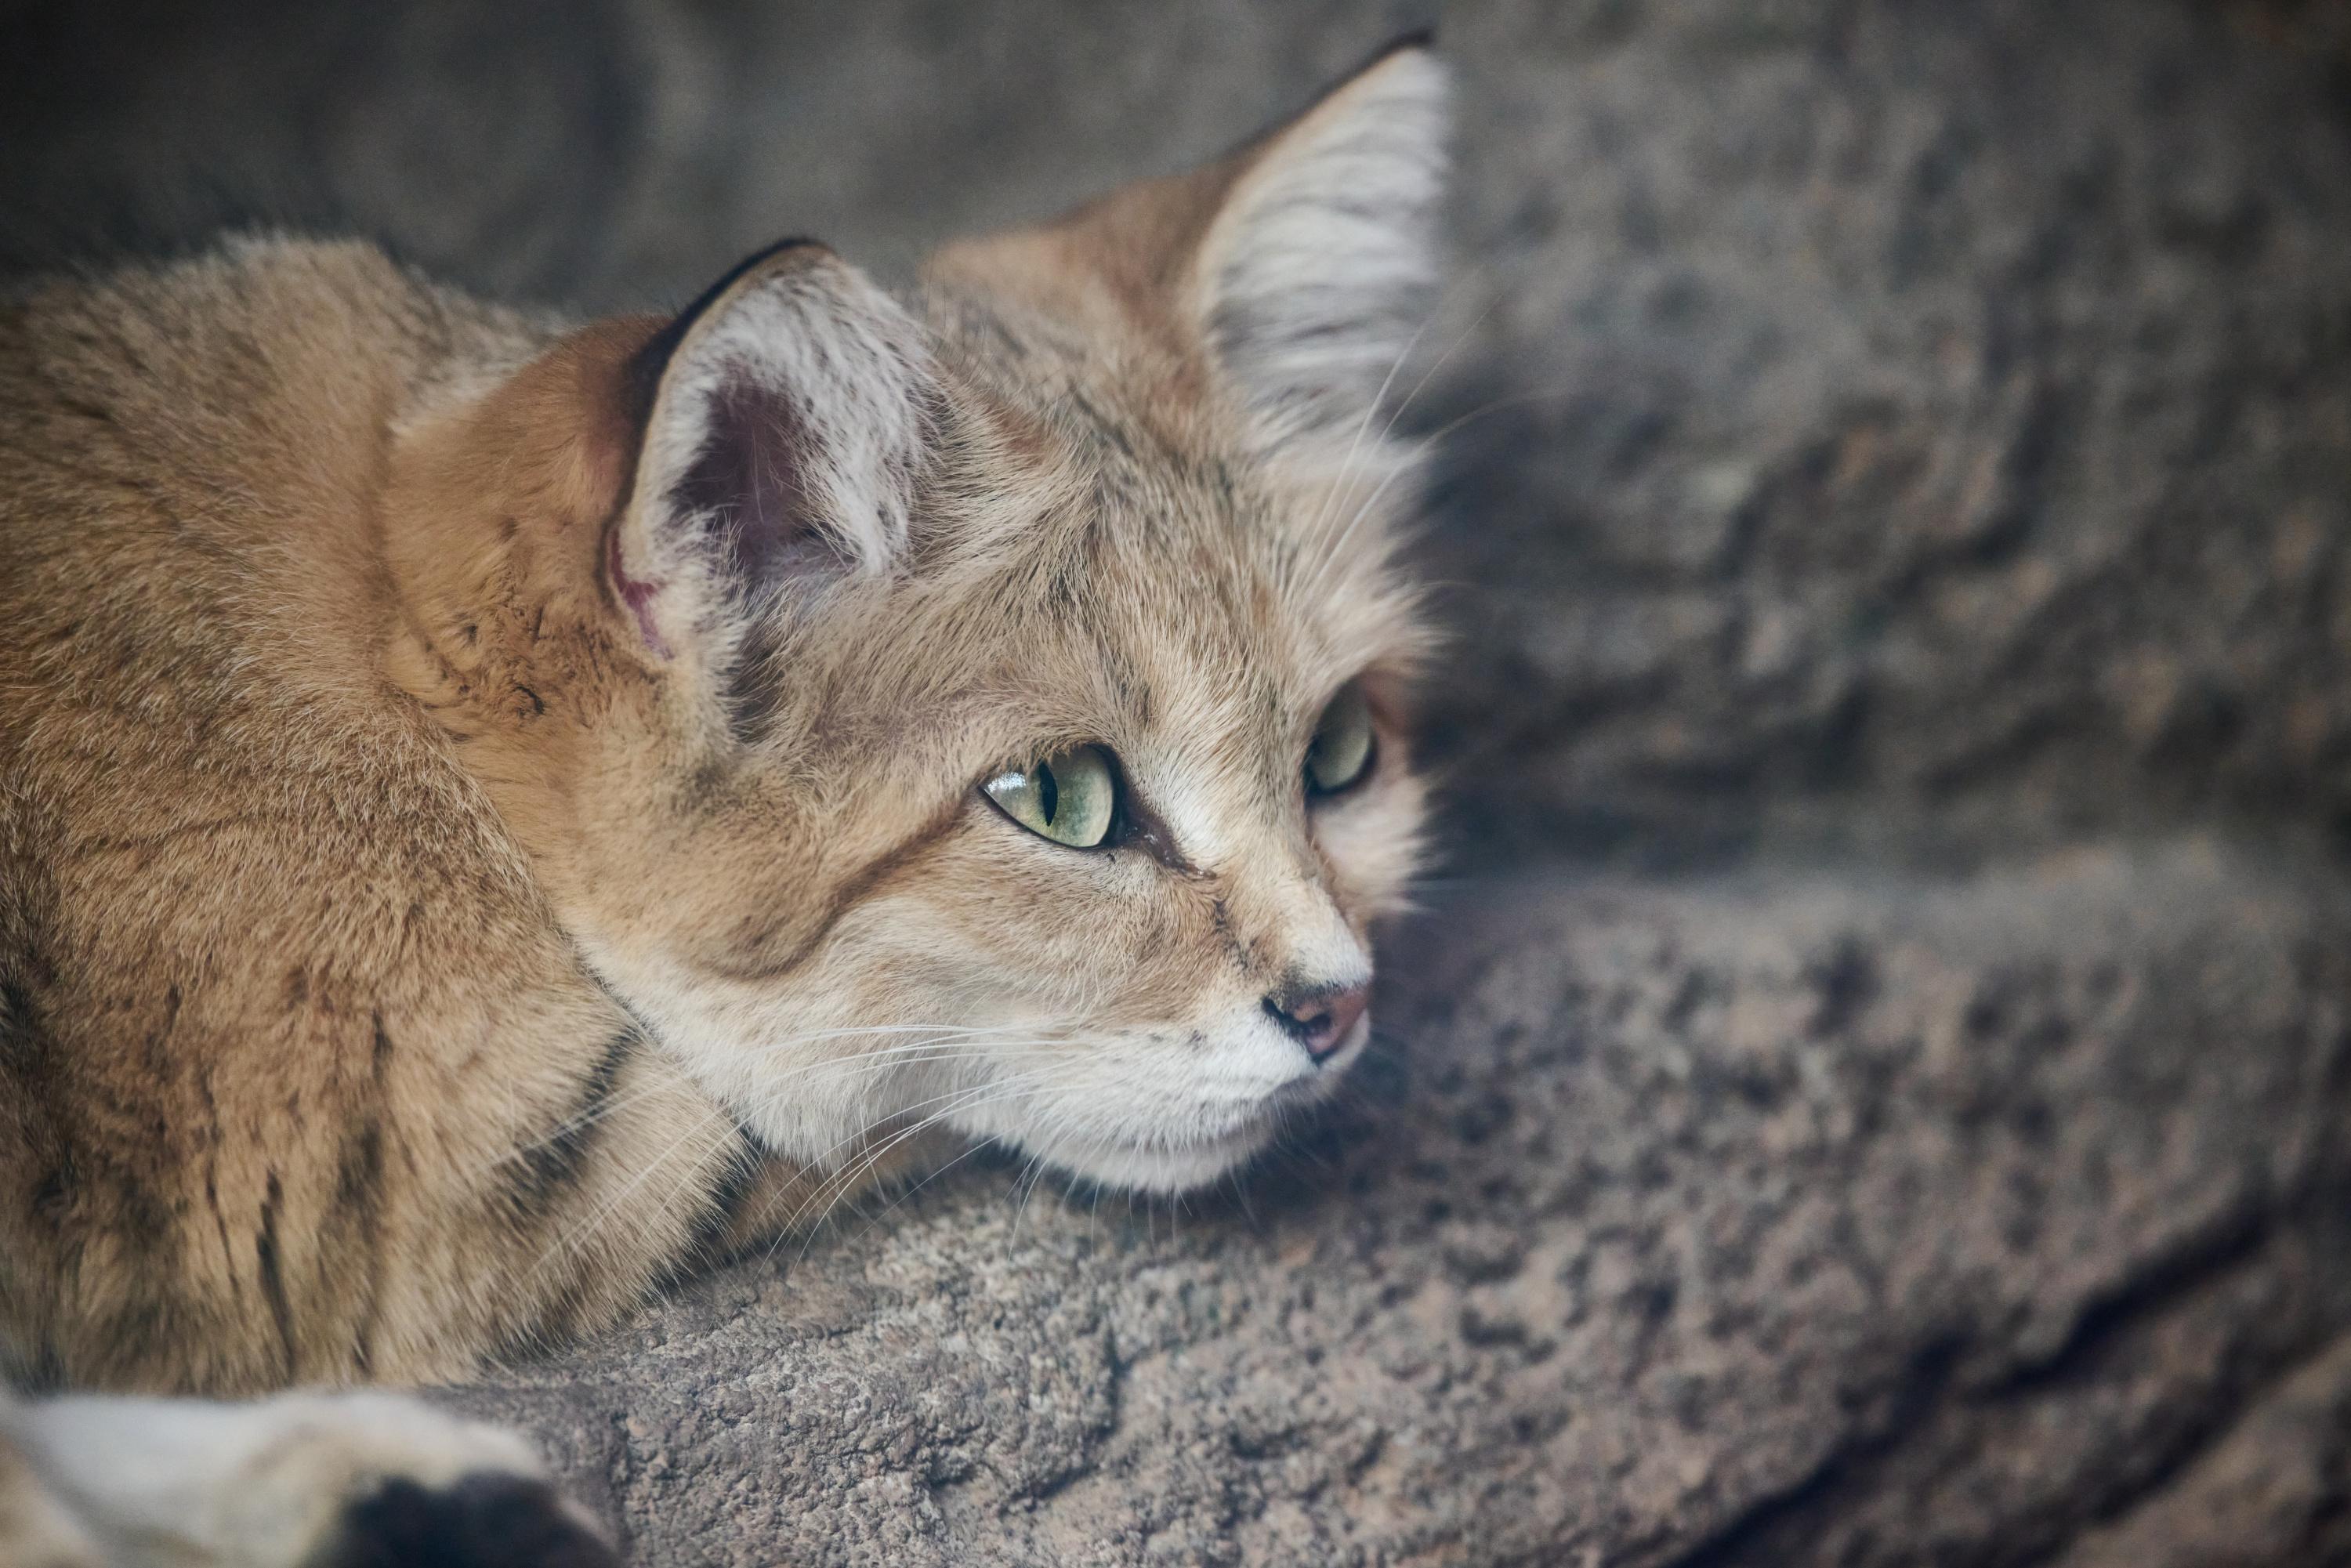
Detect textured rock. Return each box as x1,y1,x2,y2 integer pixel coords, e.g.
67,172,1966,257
1417,0,2351,862
8,1,2351,1563
2054,1334,2351,1568
429,847,2351,1566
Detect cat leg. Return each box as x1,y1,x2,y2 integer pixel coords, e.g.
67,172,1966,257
5,1389,614,1568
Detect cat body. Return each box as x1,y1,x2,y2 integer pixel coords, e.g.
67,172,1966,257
0,38,1447,1564
0,243,755,1394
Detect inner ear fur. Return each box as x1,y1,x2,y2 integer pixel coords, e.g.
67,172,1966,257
609,240,936,662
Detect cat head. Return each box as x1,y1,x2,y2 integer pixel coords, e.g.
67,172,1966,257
388,39,1448,1193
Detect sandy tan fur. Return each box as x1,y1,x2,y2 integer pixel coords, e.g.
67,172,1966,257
0,44,1447,1407
0,245,766,1392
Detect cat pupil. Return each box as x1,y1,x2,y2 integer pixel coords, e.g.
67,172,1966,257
1037,762,1059,824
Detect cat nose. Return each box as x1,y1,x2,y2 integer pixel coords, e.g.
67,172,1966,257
1262,980,1370,1063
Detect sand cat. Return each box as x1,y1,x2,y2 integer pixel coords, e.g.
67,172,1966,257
0,39,1446,1567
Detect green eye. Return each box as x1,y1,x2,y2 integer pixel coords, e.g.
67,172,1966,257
1306,683,1375,796
983,744,1118,848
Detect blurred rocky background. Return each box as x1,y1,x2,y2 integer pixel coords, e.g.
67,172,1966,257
6,2,2351,1563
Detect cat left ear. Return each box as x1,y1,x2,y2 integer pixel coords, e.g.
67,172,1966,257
610,241,933,659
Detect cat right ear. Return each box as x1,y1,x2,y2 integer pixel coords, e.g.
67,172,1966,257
926,38,1448,480
608,241,933,661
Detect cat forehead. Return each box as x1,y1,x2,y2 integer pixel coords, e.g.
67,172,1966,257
936,313,1407,619
933,386,1411,705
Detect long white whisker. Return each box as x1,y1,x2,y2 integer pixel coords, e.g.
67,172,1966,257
830,1113,1049,1256
1306,382,1573,602
726,1042,1066,1176
524,1041,1069,1277
1293,280,1460,568
760,1081,1026,1266
773,1072,1064,1262
1297,291,1502,599
465,1027,1042,1185
526,1099,738,1282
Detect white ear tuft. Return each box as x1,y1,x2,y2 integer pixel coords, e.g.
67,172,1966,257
617,244,932,656
1197,45,1451,458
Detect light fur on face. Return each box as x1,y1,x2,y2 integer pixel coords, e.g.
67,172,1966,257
0,39,1448,1403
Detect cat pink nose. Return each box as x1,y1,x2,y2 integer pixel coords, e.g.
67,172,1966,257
1265,981,1370,1063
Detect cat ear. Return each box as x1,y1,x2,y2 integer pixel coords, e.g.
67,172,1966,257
610,241,933,658
1191,38,1451,458
930,39,1449,469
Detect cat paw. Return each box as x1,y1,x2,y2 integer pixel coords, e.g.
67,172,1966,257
212,1393,617,1568
21,1389,617,1568
313,1469,619,1568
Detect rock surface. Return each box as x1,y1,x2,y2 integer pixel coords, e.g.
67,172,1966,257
435,847,2351,1566
1420,0,2351,862
8,0,2351,1563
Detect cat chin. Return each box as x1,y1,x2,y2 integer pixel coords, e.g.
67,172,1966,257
1016,1119,1280,1196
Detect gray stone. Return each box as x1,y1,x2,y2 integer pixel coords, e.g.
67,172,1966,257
1415,0,2351,866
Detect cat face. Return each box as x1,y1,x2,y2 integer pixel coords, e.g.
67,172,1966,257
638,380,1433,1190
395,43,1447,1193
